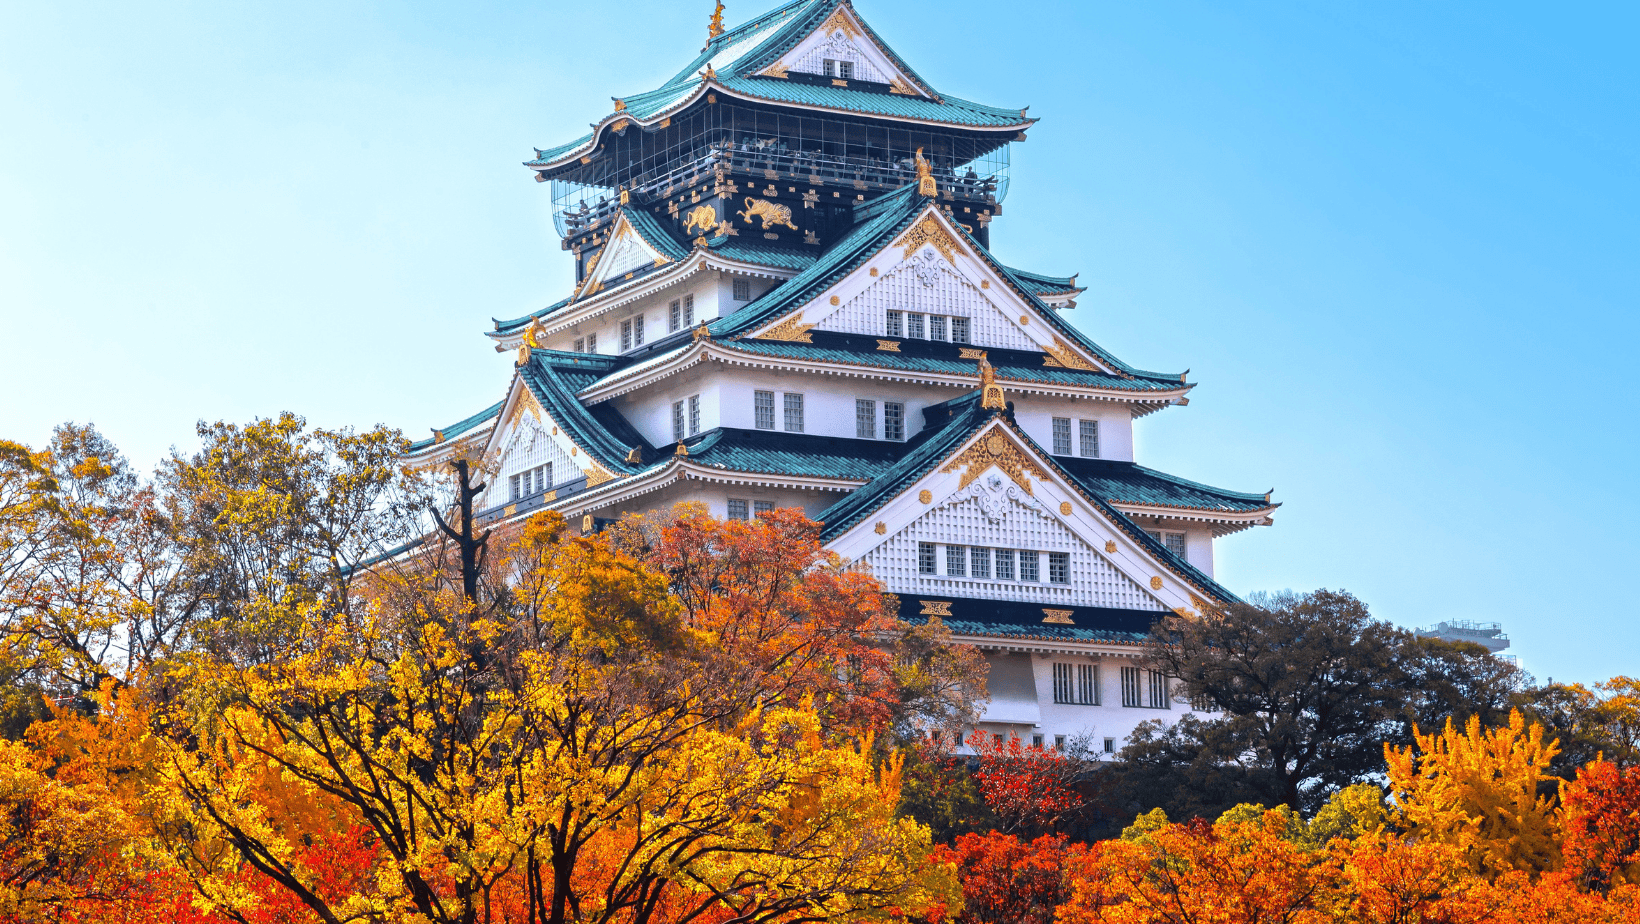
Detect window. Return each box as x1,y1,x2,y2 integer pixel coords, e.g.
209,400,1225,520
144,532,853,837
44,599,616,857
1079,419,1099,458
783,393,804,432
1079,664,1100,705
683,294,694,327
1166,532,1187,559
1019,550,1040,582
1054,663,1098,705
1191,692,1219,713
951,317,970,343
509,464,550,500
727,498,749,521
688,395,700,436
928,315,947,341
822,58,836,77
633,314,644,346
856,399,875,439
994,548,1015,580
733,278,751,301
907,313,925,339
1049,552,1070,585
945,545,966,576
970,546,990,579
753,500,775,516
585,332,597,353
885,310,903,337
754,390,775,429
884,402,905,441
1052,417,1072,455
992,733,1004,747
621,319,632,352
573,337,584,353
1031,734,1044,749
838,60,854,79
672,401,685,441
1103,737,1116,754
1055,735,1067,751
1122,667,1171,709
669,299,682,332
918,542,937,575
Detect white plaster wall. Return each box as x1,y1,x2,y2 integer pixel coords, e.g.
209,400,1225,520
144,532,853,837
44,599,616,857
593,478,840,522
1012,398,1134,462
1185,529,1216,579
613,365,721,447
971,654,1209,755
544,271,771,354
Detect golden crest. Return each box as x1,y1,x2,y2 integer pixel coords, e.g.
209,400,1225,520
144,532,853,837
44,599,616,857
874,522,886,535
1105,540,1117,553
889,76,918,96
919,600,952,617
819,7,863,38
1042,337,1098,371
1150,576,1164,590
918,489,932,504
958,347,985,360
914,147,937,197
584,463,615,487
761,60,790,79
1059,502,1072,515
761,314,814,343
1042,608,1075,625
942,426,1048,496
876,339,901,352
896,213,962,264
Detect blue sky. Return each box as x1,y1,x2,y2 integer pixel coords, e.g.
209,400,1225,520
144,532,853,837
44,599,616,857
2,1,1635,683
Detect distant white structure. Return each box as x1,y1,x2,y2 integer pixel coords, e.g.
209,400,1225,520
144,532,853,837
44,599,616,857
1418,619,1511,655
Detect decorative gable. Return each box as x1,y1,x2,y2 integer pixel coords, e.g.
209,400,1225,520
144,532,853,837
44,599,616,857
576,212,675,299
479,378,620,510
757,6,932,98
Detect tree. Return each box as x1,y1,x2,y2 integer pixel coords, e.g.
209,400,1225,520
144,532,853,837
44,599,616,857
1383,710,1562,877
929,831,1079,924
965,732,1086,836
1561,760,1640,892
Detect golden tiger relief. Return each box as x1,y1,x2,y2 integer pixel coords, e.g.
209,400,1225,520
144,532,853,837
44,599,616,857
683,204,718,235
736,197,798,231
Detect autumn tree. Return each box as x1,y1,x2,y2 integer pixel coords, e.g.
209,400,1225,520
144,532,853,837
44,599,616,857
929,831,1080,924
1561,760,1640,891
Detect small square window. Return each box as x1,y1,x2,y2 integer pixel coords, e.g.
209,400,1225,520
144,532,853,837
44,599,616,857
754,391,775,430
838,60,854,80
1052,418,1072,455
884,402,905,441
732,278,751,301
783,393,804,432
1049,552,1070,585
994,548,1015,580
1019,550,1040,582
907,313,925,339
918,542,937,575
753,500,775,516
928,316,947,341
856,399,876,439
573,337,584,353
1079,419,1099,458
585,333,597,353
945,545,966,577
822,58,838,78
727,498,748,521
1031,734,1044,749
969,546,990,579
1103,737,1116,754
885,310,903,338
1165,532,1187,558
951,317,970,344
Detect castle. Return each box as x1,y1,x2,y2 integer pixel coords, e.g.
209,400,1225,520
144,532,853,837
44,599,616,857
406,0,1278,752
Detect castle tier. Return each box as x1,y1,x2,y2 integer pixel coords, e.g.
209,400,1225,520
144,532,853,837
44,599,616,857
405,0,1279,753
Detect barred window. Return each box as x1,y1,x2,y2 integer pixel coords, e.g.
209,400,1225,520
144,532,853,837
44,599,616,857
918,542,937,574
727,498,748,521
884,402,905,441
945,545,966,576
838,60,854,79
885,310,903,337
621,319,632,352
1079,664,1099,705
928,315,948,341
585,332,596,353
1123,667,1171,709
1052,663,1074,704
688,395,700,436
1166,532,1187,559
994,548,1015,580
907,313,925,339
669,299,682,332
1048,552,1070,585
672,401,685,441
509,464,550,500
1103,737,1116,754
856,399,875,439
1149,670,1171,709
970,546,990,578
1052,418,1072,455
683,294,694,326
754,391,775,430
1032,734,1044,748
1019,550,1040,582
633,314,644,346
1121,666,1142,707
1079,419,1100,458
951,317,970,344
733,278,751,301
753,500,775,516
573,337,584,353
783,393,804,432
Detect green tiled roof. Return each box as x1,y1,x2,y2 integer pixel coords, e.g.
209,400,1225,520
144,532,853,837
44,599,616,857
526,0,1032,171
674,427,909,481
812,394,1241,604
517,350,653,473
407,400,504,453
1056,458,1275,515
623,206,691,262
719,331,1187,393
494,296,573,334
1007,267,1083,297
709,240,821,271
894,598,1160,645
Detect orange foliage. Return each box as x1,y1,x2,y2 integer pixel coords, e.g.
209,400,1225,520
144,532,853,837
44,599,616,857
927,831,1080,924
1562,760,1640,891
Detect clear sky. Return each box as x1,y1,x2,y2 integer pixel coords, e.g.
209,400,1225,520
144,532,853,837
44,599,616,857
2,1,1635,684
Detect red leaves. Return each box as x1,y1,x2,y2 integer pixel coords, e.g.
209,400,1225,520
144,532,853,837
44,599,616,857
1563,760,1640,891
965,731,1083,835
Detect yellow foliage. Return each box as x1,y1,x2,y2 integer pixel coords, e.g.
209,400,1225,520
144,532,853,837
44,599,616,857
1384,708,1562,877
